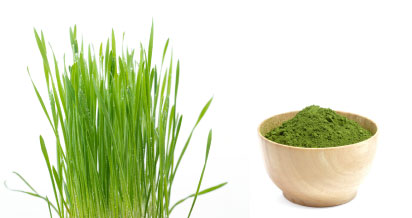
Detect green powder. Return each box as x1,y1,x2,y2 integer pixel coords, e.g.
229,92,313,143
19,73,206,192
265,105,372,148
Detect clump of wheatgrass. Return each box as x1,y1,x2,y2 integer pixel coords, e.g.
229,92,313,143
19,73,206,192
8,24,226,218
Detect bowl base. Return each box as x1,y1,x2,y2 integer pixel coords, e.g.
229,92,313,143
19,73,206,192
283,191,357,207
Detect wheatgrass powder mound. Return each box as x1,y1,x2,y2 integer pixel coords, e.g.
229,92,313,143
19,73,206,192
265,105,372,148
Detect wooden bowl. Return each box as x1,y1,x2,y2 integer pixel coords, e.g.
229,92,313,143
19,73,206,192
258,111,378,207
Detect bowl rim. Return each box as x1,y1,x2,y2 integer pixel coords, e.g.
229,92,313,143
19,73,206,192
257,110,379,150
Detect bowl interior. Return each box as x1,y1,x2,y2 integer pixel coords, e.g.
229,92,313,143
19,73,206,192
259,111,378,142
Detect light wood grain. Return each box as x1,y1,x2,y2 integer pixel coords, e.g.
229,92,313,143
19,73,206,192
258,111,378,207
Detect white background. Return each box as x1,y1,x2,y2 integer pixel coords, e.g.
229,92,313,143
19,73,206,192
0,0,411,217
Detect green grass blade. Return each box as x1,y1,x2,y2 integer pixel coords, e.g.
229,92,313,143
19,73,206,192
173,97,213,178
187,129,213,218
195,97,212,127
169,182,227,213
47,196,54,218
174,60,180,104
161,39,169,68
4,180,59,213
34,29,51,88
147,21,154,69
40,136,61,214
11,172,38,194
27,68,55,132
